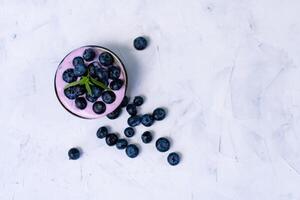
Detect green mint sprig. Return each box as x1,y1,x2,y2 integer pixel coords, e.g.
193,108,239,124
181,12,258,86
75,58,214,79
64,70,110,95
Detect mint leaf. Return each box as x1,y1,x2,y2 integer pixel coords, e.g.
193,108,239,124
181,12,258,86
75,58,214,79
90,77,110,90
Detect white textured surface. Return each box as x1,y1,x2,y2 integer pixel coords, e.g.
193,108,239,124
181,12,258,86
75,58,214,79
1,0,300,199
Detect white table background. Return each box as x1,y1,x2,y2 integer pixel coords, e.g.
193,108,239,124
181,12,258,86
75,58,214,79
1,0,300,199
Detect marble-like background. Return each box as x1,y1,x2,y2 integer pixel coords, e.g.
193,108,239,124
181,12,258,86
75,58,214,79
1,0,300,199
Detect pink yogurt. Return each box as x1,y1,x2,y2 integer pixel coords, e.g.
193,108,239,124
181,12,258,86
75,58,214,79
54,46,127,119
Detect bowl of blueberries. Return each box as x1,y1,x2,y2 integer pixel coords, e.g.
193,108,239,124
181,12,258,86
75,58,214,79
55,45,127,119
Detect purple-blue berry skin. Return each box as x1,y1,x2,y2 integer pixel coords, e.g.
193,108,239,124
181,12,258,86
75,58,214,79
75,97,87,110
64,86,78,100
120,96,130,108
105,133,118,146
127,115,141,127
133,96,144,106
99,52,114,66
107,107,122,120
109,66,121,79
133,37,148,50
68,148,80,160
83,48,95,62
126,144,139,158
124,127,135,137
102,91,116,104
72,57,84,67
167,152,180,166
93,101,106,114
141,131,153,143
96,126,108,139
153,108,166,121
156,137,170,152
62,68,77,83
109,79,123,90
116,139,128,150
126,104,137,116
141,114,154,127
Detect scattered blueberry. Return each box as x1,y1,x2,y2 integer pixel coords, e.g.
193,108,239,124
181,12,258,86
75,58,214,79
72,57,84,67
153,108,166,121
155,137,170,152
64,86,77,100
127,115,141,127
134,36,148,50
96,126,108,139
126,104,137,116
124,127,135,137
99,52,114,66
102,91,116,104
109,66,121,79
141,114,154,127
74,63,87,76
105,133,118,146
167,152,180,166
121,96,130,107
75,97,87,110
107,107,122,120
68,148,80,160
109,79,124,90
133,96,144,106
74,85,86,96
126,144,139,158
116,139,128,150
141,131,153,143
83,48,95,62
93,101,106,114
62,68,77,83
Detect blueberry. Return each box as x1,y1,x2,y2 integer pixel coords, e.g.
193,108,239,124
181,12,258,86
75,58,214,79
141,131,153,143
153,108,166,121
133,96,144,106
99,52,114,66
86,85,102,102
75,97,87,110
64,86,77,100
95,67,109,82
116,139,128,150
83,48,95,62
93,101,106,114
88,62,102,78
125,144,139,158
126,104,137,116
127,115,141,127
109,79,123,90
101,91,116,104
105,133,118,146
121,96,130,107
107,106,122,120
109,66,121,79
141,114,154,127
167,152,180,166
74,85,86,96
96,126,108,139
62,68,77,83
155,137,170,152
73,57,84,67
124,127,135,138
133,36,148,50
68,148,80,160
85,94,97,103
74,63,87,76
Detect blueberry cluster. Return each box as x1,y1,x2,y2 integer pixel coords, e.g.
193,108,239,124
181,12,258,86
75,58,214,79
62,48,124,114
67,37,181,166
